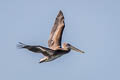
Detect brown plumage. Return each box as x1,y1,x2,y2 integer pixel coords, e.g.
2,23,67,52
18,10,84,63
48,10,65,50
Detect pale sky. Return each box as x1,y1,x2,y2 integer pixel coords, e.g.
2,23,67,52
0,0,120,80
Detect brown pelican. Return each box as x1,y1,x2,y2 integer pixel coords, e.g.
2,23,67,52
18,10,84,63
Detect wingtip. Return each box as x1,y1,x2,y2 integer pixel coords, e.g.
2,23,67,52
17,42,26,49
59,10,63,13
58,10,64,16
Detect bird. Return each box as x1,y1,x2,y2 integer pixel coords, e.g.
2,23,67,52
17,10,85,63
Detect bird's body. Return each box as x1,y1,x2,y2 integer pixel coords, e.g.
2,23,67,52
18,10,84,63
18,43,71,63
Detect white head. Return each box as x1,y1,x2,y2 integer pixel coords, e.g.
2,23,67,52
62,43,85,54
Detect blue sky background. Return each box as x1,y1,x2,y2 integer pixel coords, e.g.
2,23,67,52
0,0,120,80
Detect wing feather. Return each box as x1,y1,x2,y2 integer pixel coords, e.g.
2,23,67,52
48,10,65,50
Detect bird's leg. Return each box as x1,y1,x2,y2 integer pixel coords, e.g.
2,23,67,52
39,56,48,63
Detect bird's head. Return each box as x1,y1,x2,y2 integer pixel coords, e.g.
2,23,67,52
62,43,85,54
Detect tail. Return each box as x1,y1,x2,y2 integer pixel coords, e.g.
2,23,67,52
17,42,29,49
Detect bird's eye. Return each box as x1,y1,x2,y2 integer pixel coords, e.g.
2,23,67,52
67,44,71,47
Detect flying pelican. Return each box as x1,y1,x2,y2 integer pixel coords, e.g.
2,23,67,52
18,10,84,63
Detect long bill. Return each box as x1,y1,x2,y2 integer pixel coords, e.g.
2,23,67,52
69,45,85,54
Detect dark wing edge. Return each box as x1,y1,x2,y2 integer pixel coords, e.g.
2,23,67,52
17,42,54,56
48,10,65,50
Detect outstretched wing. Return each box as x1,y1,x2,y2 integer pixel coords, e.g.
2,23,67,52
48,10,65,50
17,42,54,56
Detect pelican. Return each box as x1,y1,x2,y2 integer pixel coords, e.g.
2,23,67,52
18,10,84,63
